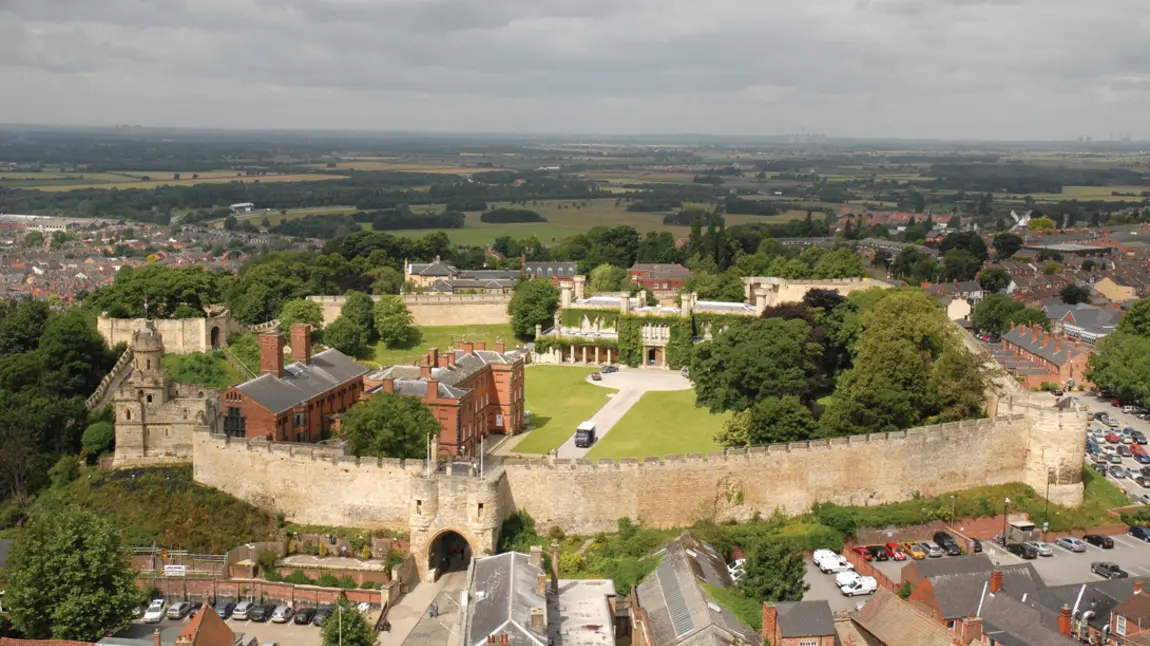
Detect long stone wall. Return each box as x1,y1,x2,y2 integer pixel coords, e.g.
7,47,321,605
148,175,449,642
97,313,240,354
307,294,512,327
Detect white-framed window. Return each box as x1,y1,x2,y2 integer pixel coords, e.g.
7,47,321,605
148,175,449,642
1117,615,1128,635
799,640,818,646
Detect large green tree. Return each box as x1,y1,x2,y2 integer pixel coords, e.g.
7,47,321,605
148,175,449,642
341,290,377,342
320,598,375,646
993,233,1023,260
88,264,223,319
508,279,559,337
977,267,1011,293
1060,284,1092,305
942,249,983,281
6,508,141,641
1090,333,1150,403
971,294,1048,334
940,231,989,262
374,296,415,347
278,298,324,332
589,263,631,293
1118,297,1150,337
341,392,439,459
692,318,822,413
716,395,818,447
324,316,368,358
737,540,806,604
0,300,50,357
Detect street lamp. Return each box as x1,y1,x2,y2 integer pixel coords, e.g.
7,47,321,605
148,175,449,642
950,495,956,527
1002,498,1011,547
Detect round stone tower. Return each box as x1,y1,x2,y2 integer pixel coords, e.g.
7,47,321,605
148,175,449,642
129,327,168,406
1012,394,1087,507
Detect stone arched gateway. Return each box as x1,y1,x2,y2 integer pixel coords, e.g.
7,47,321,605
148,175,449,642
406,459,512,582
210,326,221,349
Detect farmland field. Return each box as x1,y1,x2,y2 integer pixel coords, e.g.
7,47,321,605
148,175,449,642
21,172,347,192
309,160,509,174
1011,185,1150,203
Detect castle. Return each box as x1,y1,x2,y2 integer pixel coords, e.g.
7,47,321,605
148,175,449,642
112,327,221,468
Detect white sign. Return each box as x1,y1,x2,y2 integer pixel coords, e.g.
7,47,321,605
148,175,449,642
163,565,187,577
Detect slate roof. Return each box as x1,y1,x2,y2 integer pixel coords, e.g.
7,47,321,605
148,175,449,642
1028,579,1133,631
979,592,1077,646
234,349,367,414
773,600,835,638
462,552,547,646
428,278,516,292
630,263,690,275
850,587,955,646
1001,326,1076,367
408,258,458,277
922,557,1045,620
1048,304,1122,337
635,532,759,646
524,261,578,278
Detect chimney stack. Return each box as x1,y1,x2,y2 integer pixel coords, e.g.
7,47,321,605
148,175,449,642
290,324,312,365
447,352,456,367
1136,579,1144,595
420,363,432,379
476,341,486,351
495,341,506,354
530,607,546,633
537,572,548,596
426,379,438,400
381,378,394,394
762,604,778,643
153,629,162,646
1058,604,1072,636
530,545,543,570
549,540,560,593
990,569,1004,593
961,615,984,643
429,347,439,368
259,332,285,378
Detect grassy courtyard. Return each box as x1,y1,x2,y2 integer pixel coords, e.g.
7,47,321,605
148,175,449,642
586,389,728,460
371,324,520,366
513,367,615,455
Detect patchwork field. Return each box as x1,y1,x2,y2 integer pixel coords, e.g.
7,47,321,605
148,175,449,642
513,366,616,455
16,171,347,192
310,160,510,174
1013,185,1150,202
585,389,727,460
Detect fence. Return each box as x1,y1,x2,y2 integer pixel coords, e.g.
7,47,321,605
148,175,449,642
132,548,229,579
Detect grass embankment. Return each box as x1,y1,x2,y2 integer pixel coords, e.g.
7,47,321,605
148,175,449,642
586,389,726,459
371,323,520,366
162,351,244,390
30,465,277,553
512,367,615,454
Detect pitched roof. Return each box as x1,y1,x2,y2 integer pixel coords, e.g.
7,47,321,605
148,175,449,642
235,349,367,414
524,261,578,278
408,258,458,277
773,601,835,638
1000,326,1078,367
1028,579,1133,631
926,560,1045,620
462,552,547,646
1114,591,1150,625
175,604,234,645
851,587,956,646
979,592,1077,646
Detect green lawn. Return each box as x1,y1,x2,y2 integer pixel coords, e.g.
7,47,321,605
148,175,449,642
513,367,615,455
586,390,728,460
162,351,244,390
371,324,520,366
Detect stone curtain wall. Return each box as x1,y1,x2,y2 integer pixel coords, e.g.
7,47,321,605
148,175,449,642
308,294,512,327
501,415,1034,534
195,415,1039,537
97,313,239,354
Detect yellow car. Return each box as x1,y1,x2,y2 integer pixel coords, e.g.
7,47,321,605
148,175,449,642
901,541,927,560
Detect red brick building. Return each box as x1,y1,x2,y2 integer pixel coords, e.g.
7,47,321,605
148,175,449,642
222,325,367,442
362,341,526,457
628,263,690,292
994,324,1094,391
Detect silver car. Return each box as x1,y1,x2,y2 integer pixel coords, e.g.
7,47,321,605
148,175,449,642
1055,536,1087,552
920,541,944,558
1025,541,1054,557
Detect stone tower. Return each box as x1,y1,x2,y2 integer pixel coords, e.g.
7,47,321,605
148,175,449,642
1006,394,1087,506
130,327,168,406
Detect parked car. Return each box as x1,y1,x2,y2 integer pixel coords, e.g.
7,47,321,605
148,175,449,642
1092,562,1128,579
970,539,982,553
1107,432,1122,444
921,541,944,558
1130,526,1150,542
1119,445,1133,457
1093,461,1109,473
840,576,878,597
233,601,253,621
574,421,597,448
901,542,927,560
1025,541,1054,557
1107,418,1120,428
835,570,862,587
270,605,293,624
1137,476,1150,488
293,608,317,625
590,372,602,381
1136,453,1150,465
1141,466,1150,478
215,601,236,620
812,549,839,564
851,546,873,562
817,555,855,574
1055,536,1087,553
248,604,273,623
1084,534,1115,549
1124,405,1140,414
1111,465,1129,479
1007,543,1038,559
884,542,907,561
1109,454,1124,465
166,602,192,620
600,365,619,374
313,608,334,627
728,558,746,582
143,599,167,624
866,545,889,561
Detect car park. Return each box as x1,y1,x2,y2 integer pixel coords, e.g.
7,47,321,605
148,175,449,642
1007,543,1038,559
884,542,907,560
1119,445,1133,457
866,545,889,561
1129,527,1150,542
933,531,962,556
840,576,878,596
1107,432,1121,444
1136,431,1148,445
233,601,253,620
1092,562,1128,579
1055,537,1087,553
1111,465,1128,478
1084,534,1115,549
167,602,192,620
313,608,334,627
1136,453,1150,465
270,605,293,623
1025,541,1054,557
1109,454,1124,465
901,542,927,560
143,599,167,624
293,608,317,625
215,601,235,619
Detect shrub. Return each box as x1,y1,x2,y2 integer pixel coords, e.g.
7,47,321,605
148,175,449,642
338,575,357,589
256,549,279,576
285,569,313,585
899,581,912,599
318,542,328,557
316,573,339,588
49,455,80,489
81,422,116,458
361,544,373,560
812,502,856,539
386,549,405,571
548,526,567,541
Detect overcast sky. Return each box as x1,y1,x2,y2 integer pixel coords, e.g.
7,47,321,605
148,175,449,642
2,0,1148,140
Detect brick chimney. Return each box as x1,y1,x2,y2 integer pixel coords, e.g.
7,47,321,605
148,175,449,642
1058,604,1072,637
420,363,432,379
960,615,983,643
990,569,1003,593
428,347,439,368
495,341,506,354
476,341,486,351
447,352,456,367
461,341,475,354
530,545,543,570
153,629,162,646
549,540,560,593
290,324,312,365
530,607,546,633
381,378,394,394
536,572,547,596
438,354,449,368
1136,579,1144,595
762,604,778,643
426,379,438,399
259,332,285,378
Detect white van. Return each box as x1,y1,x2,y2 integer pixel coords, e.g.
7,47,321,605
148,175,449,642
841,576,878,596
574,421,597,448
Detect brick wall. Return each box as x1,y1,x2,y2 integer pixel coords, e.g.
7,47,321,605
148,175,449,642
139,577,386,607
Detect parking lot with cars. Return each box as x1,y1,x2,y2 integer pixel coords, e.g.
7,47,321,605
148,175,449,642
1081,392,1150,500
124,599,382,646
982,528,1150,585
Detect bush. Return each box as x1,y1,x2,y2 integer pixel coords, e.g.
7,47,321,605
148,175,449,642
480,208,547,223
899,581,912,600
548,526,567,541
338,575,357,589
812,502,856,539
285,569,313,585
49,455,80,489
81,422,116,458
361,544,373,560
316,573,339,588
256,549,279,576
498,510,543,553
386,549,405,571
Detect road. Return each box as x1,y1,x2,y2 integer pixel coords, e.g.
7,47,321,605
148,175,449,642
555,368,690,459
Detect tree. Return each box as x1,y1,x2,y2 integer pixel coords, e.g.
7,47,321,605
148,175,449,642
324,316,368,358
692,318,822,413
340,392,439,459
872,249,892,269
716,395,818,448
993,233,1023,260
942,249,982,281
1028,217,1056,232
508,279,559,338
810,248,866,279
24,230,44,247
940,231,989,262
37,309,117,398
972,294,1048,333
371,266,404,295
320,598,375,646
590,263,631,293
1118,297,1150,337
81,421,116,459
978,267,1011,293
737,540,806,603
6,508,141,641
1060,284,1092,305
1043,261,1063,275
341,291,376,342
0,300,50,356
1090,332,1150,403
278,299,324,332
374,296,414,347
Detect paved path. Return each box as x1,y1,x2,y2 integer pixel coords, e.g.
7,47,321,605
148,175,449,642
555,368,690,459
388,570,466,645
398,570,467,646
